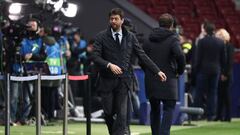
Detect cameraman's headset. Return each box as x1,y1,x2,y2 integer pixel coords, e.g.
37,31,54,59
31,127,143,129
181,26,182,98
27,17,41,34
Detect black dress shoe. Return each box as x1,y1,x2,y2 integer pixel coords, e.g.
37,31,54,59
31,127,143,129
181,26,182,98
207,116,216,121
222,118,231,122
213,117,221,121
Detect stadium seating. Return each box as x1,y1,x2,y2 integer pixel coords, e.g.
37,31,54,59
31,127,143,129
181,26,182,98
129,0,240,48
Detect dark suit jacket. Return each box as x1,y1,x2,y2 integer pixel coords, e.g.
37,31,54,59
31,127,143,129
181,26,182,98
195,35,225,75
143,28,186,100
92,26,161,91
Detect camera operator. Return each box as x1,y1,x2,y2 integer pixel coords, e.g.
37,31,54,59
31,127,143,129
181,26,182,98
51,26,71,73
10,18,46,125
39,26,63,120
68,31,87,98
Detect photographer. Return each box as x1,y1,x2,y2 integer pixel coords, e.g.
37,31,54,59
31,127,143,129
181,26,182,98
51,26,71,73
10,18,46,125
68,31,87,97
40,26,62,120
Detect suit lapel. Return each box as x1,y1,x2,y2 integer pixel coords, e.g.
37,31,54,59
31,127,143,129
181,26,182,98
106,28,121,49
121,35,127,51
107,35,121,49
106,26,129,50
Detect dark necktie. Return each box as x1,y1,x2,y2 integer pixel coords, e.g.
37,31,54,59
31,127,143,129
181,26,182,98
115,33,120,45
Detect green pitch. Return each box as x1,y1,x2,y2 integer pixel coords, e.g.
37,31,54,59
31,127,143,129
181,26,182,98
0,119,240,135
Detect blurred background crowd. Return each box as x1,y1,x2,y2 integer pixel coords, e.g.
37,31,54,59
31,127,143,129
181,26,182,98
0,0,239,126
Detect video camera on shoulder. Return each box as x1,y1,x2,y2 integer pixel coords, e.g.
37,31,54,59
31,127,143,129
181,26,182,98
1,17,42,73
1,19,31,44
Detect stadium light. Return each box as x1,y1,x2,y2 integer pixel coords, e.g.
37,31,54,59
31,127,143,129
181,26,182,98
8,14,24,21
53,0,63,11
9,3,22,14
47,0,64,12
61,3,78,18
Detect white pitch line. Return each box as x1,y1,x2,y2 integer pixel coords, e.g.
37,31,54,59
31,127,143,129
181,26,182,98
0,130,76,134
42,131,76,134
131,132,140,135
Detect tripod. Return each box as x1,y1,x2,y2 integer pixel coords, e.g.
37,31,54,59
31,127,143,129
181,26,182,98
22,78,47,125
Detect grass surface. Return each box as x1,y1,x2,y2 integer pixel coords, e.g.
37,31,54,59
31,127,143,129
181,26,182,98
0,119,239,135
142,119,240,135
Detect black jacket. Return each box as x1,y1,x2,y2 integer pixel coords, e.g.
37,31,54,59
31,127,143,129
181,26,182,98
143,28,185,100
195,35,225,75
223,43,234,77
92,26,161,79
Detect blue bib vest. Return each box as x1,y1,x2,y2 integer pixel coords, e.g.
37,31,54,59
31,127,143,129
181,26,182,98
45,42,62,75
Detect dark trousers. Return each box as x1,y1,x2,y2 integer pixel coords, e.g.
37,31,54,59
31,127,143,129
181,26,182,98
100,78,129,135
195,73,220,120
69,80,85,97
126,92,132,135
10,81,31,122
149,98,176,135
41,86,58,119
216,79,231,121
126,91,140,135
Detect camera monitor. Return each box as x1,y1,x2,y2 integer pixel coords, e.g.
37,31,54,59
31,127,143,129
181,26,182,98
23,61,50,75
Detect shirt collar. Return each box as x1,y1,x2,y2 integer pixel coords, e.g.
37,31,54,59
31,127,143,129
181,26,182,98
111,28,123,37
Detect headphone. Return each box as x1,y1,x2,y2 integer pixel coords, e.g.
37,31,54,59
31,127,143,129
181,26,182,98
27,17,42,34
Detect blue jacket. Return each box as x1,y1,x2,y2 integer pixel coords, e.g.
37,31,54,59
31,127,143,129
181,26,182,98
13,37,45,74
21,38,42,56
45,39,62,75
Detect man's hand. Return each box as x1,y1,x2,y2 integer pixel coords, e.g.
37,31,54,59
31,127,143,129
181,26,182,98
221,74,227,81
65,50,71,59
108,63,123,75
25,53,32,61
158,71,167,82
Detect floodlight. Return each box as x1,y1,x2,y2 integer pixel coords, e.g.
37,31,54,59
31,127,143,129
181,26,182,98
61,3,78,18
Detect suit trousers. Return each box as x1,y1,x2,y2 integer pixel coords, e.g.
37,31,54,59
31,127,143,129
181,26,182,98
216,79,231,121
195,73,220,120
149,98,176,135
99,77,129,135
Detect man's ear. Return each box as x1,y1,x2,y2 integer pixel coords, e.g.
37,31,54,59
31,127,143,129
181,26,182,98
121,18,125,24
170,23,174,31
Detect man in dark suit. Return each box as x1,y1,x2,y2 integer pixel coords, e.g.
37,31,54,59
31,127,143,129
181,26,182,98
92,8,167,135
194,22,225,121
143,13,185,135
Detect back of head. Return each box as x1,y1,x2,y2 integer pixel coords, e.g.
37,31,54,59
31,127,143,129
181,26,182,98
215,28,230,43
158,13,174,29
44,27,52,35
204,22,215,36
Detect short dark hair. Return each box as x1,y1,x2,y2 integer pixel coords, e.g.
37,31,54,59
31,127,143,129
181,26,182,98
109,8,124,19
158,13,174,29
44,27,52,35
28,18,41,26
204,22,215,35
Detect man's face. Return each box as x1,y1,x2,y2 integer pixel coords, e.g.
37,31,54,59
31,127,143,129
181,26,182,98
27,21,38,32
73,33,81,43
109,14,124,31
38,27,45,37
201,24,206,35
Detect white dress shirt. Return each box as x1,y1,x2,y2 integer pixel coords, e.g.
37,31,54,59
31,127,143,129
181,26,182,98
111,28,123,44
